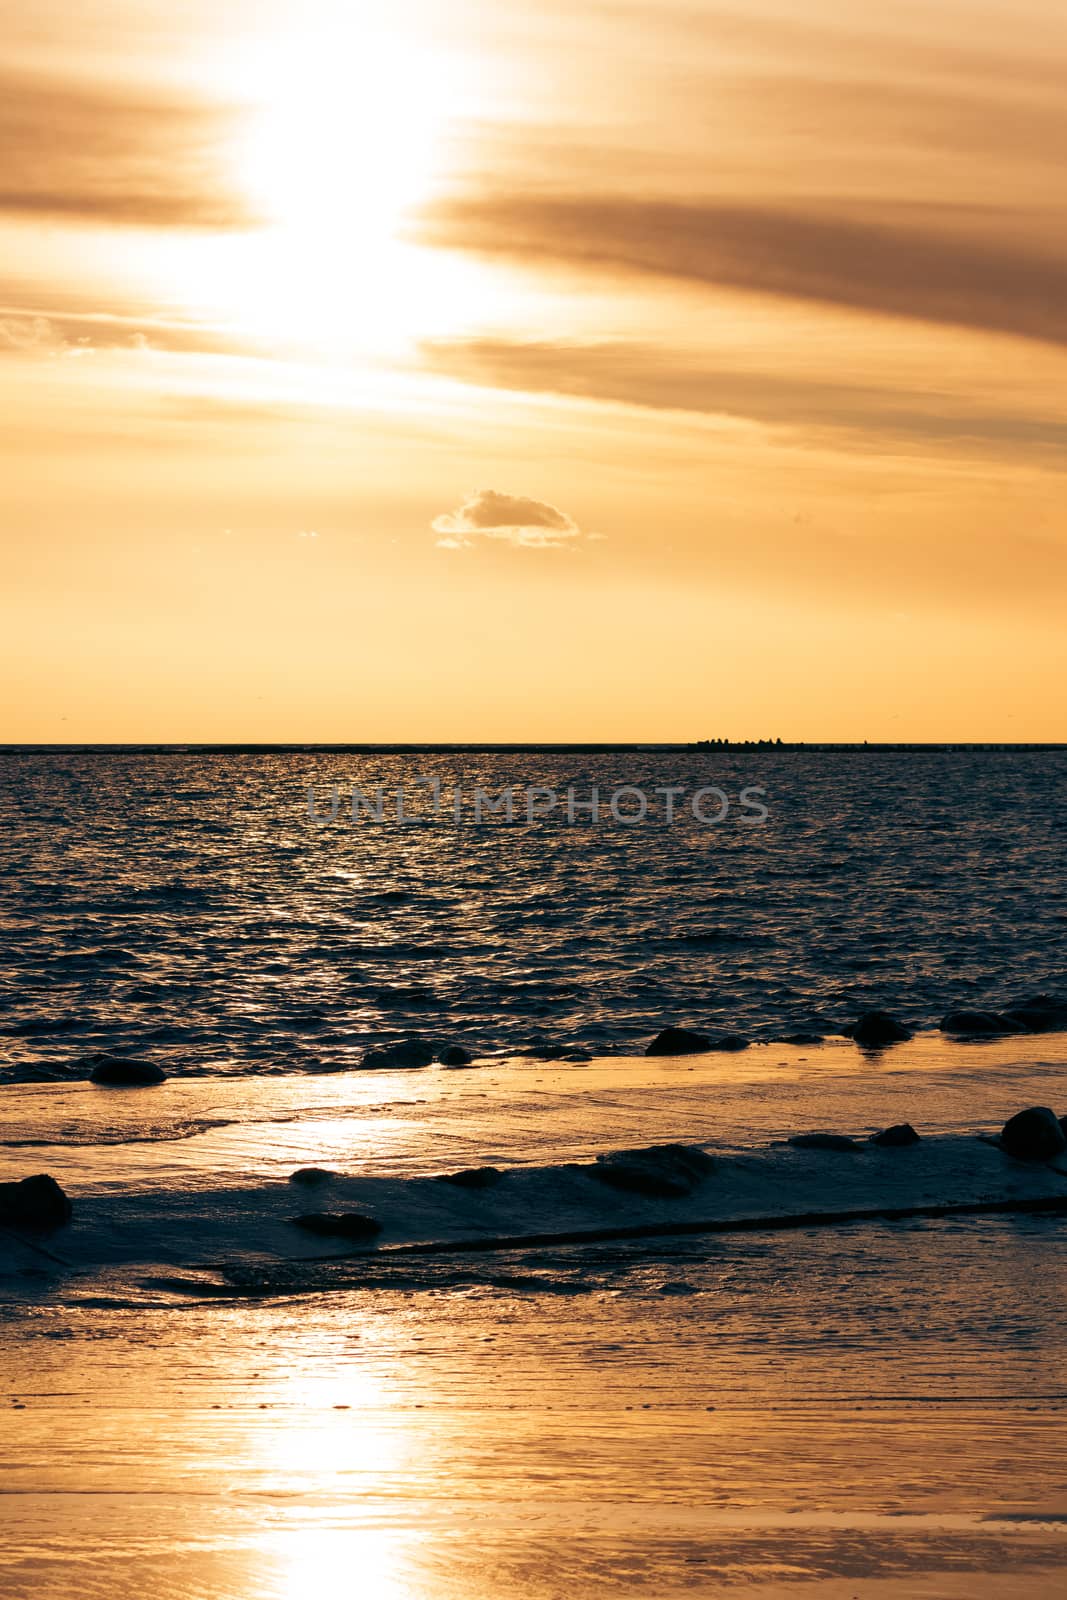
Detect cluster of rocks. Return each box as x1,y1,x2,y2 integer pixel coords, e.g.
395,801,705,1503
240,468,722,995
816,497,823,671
361,1040,474,1070
644,995,1067,1056
940,996,1067,1037
25,993,1067,1086
645,1014,918,1055
787,1124,921,1151
783,1110,1067,1163
73,1040,480,1087
646,1027,749,1056
5,1101,1063,1246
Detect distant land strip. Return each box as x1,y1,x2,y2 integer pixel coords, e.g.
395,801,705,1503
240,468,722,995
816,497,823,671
1,743,1065,756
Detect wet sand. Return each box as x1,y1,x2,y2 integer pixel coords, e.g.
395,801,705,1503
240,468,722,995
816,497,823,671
2,1036,1066,1597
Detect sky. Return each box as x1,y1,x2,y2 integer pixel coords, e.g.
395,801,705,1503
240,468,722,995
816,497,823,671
1,0,1065,741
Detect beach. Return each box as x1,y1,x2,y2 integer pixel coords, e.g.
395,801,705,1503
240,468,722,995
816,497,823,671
3,1034,1066,1598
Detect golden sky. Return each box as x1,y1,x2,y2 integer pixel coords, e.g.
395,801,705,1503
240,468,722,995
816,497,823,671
2,0,1065,740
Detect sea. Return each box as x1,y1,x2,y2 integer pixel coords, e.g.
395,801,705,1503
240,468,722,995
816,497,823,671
0,747,1063,1081
3,748,1067,1598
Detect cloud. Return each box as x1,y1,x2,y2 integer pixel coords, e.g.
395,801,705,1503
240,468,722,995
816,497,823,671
0,68,251,228
432,489,585,549
0,296,257,358
419,195,1067,350
421,337,1067,462
0,315,61,352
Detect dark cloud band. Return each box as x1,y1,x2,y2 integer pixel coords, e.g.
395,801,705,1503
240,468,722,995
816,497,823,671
420,195,1067,349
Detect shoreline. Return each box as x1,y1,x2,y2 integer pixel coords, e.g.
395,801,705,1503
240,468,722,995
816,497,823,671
5,1018,1067,1090
3,1032,1065,1297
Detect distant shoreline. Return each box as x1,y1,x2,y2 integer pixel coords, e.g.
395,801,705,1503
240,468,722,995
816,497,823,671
2,742,1065,755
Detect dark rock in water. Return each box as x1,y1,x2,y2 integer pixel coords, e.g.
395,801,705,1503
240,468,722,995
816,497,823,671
360,1039,435,1070
591,1162,692,1198
291,1212,382,1241
590,1142,715,1198
709,1034,749,1052
87,1055,166,1086
437,1045,473,1066
659,1280,698,1295
999,1107,1067,1162
0,1174,72,1227
615,1143,716,1181
871,1123,921,1147
843,1012,912,1047
564,1052,592,1063
433,1166,504,1189
646,1027,711,1057
1002,995,1067,1034
789,1133,862,1152
289,1168,336,1186
940,1010,1015,1036
777,1033,825,1046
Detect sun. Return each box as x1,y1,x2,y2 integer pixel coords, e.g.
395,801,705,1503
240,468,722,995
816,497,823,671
236,26,443,257
206,21,471,353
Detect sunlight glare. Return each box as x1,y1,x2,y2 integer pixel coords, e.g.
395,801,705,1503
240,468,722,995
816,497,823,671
219,22,467,351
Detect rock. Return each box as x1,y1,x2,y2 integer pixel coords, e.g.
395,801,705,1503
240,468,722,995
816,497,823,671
360,1039,435,1070
87,1055,166,1086
437,1045,473,1066
843,1012,913,1048
788,1133,862,1152
590,1143,715,1198
708,1033,749,1052
646,1027,711,1057
290,1212,382,1241
777,1033,825,1046
999,1107,1067,1162
564,1052,592,1063
590,1162,691,1198
433,1166,504,1189
288,1168,336,1186
0,1174,72,1227
1002,995,1067,1034
940,1010,1015,1036
659,1280,698,1295
871,1123,921,1147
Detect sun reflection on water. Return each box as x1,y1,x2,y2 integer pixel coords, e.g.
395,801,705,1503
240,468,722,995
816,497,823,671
250,1367,427,1598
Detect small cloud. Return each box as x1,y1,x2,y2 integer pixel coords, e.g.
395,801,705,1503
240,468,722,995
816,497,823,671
432,488,584,550
0,315,62,353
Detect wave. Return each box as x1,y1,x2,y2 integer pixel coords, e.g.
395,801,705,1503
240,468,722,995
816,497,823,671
0,1115,239,1148
4,1132,1065,1296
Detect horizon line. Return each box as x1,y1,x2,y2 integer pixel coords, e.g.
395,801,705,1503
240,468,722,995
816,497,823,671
2,741,1065,755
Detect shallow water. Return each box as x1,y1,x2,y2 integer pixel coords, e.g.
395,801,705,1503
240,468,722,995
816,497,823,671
0,749,1064,1078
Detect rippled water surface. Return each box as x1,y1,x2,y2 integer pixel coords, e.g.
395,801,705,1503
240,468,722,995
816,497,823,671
0,750,1063,1079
